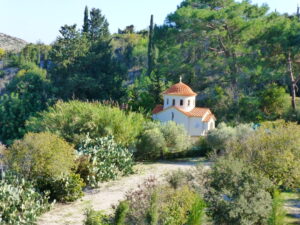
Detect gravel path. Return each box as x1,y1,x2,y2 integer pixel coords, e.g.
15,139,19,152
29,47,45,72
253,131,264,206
284,192,300,224
37,159,209,225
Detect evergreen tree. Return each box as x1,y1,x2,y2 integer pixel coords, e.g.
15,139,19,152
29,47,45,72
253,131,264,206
89,8,110,41
147,15,155,76
83,6,89,33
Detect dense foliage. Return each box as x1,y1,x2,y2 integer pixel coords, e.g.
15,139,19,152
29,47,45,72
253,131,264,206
7,132,75,179
229,121,300,188
0,62,54,144
78,135,134,187
205,157,273,225
136,121,191,159
0,173,51,225
36,173,85,202
26,100,146,147
206,122,254,154
117,177,206,225
49,8,126,101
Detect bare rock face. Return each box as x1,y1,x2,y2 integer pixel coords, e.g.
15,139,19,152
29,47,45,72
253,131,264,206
0,33,28,52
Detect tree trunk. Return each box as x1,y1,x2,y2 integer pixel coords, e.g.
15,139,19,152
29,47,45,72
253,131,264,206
288,52,297,110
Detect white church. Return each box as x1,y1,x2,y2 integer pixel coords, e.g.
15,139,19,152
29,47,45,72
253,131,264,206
152,78,216,136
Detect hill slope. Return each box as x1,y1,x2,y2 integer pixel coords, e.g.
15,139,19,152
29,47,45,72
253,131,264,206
0,33,27,52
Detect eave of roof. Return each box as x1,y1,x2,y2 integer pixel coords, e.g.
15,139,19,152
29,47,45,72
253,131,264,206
152,105,216,122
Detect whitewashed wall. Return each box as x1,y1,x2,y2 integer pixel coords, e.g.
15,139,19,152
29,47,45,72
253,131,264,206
163,95,196,112
154,108,189,131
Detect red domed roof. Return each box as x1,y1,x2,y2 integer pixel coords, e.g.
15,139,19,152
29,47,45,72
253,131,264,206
163,82,197,96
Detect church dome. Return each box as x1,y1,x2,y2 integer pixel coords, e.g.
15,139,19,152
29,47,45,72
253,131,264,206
163,82,197,96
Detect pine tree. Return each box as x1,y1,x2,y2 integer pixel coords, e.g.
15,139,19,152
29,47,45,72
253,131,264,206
89,8,110,41
83,6,89,33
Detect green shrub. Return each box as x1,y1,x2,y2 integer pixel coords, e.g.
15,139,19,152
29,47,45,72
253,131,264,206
206,122,254,154
84,208,110,225
76,155,92,184
206,157,273,225
136,121,191,160
159,186,199,225
78,135,134,187
0,172,51,224
229,121,300,188
36,173,85,202
0,63,54,144
136,127,166,160
268,189,286,225
187,196,206,225
165,169,194,190
0,142,6,166
258,83,290,120
0,70,5,78
123,177,205,225
26,100,146,147
114,201,129,225
7,132,76,179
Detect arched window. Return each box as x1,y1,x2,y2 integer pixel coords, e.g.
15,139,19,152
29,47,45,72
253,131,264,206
172,99,175,106
180,99,183,106
171,112,174,120
167,98,169,105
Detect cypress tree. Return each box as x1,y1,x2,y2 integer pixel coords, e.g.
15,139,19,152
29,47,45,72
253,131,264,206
147,14,154,76
83,6,89,33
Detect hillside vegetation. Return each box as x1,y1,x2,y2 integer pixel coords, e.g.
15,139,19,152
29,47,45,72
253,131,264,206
1,0,300,224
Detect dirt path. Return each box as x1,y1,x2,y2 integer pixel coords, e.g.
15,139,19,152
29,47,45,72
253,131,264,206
37,159,209,225
284,192,300,224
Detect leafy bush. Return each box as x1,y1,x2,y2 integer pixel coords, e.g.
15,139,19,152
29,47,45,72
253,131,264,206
159,186,201,225
229,121,300,188
84,208,110,225
36,173,85,202
205,157,273,225
26,100,146,147
258,83,290,120
7,132,76,179
268,190,286,225
136,121,191,160
0,172,51,224
123,177,205,225
136,127,166,160
114,201,129,225
0,142,6,165
0,70,5,78
206,122,254,154
0,63,54,144
78,135,134,187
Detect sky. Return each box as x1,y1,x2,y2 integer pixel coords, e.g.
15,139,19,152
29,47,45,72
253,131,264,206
0,0,299,44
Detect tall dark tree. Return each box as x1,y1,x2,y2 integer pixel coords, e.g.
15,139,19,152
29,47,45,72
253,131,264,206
83,6,89,33
147,15,155,76
49,9,125,101
89,8,110,41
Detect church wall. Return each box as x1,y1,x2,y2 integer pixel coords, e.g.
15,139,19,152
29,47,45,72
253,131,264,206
153,108,190,132
163,95,195,112
188,117,206,136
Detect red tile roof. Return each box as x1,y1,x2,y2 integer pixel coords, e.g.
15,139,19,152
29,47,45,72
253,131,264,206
202,113,216,122
152,105,163,114
163,82,197,96
152,105,216,122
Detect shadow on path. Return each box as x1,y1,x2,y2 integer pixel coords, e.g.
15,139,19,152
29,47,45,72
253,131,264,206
284,192,300,224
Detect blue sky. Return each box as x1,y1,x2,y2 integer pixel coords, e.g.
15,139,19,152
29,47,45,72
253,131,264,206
0,0,299,44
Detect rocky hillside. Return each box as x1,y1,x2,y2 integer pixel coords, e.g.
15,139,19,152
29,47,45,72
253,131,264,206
0,33,27,52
